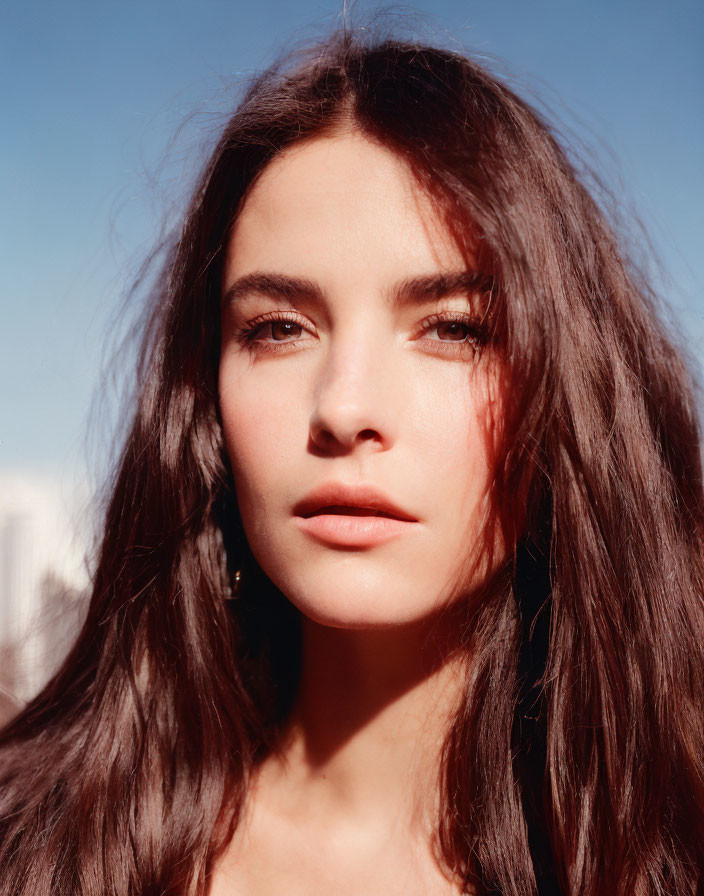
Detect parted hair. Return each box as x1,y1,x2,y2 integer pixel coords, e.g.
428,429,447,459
1,29,702,896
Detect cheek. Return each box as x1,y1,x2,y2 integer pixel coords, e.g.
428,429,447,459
412,366,497,477
218,364,301,515
418,369,503,558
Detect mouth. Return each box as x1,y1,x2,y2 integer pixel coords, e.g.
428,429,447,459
294,511,417,547
293,485,419,547
294,483,418,524
302,505,405,519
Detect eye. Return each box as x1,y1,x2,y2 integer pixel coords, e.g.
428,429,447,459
420,313,488,351
237,311,313,352
263,320,303,341
430,320,475,341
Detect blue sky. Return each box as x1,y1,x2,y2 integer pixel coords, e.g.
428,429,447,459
1,0,702,477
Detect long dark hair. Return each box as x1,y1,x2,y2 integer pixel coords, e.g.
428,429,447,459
1,30,702,896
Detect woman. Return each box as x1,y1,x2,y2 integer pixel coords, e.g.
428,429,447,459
0,30,702,896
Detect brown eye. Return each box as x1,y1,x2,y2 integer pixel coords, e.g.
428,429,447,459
434,321,472,342
418,313,488,356
269,321,303,341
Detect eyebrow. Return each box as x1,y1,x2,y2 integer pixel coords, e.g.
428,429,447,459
222,270,495,310
223,272,324,307
392,271,494,308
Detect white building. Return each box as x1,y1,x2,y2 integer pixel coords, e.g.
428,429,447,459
0,471,91,702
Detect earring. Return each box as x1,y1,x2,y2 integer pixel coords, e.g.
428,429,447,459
231,568,242,598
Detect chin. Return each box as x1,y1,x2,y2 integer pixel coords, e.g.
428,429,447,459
280,582,450,631
245,538,464,631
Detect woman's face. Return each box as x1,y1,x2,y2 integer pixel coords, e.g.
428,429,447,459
219,130,503,628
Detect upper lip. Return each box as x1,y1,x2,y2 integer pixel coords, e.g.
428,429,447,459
294,483,418,522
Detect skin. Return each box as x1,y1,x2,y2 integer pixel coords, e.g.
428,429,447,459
212,130,501,895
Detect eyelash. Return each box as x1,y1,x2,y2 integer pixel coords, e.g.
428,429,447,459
235,310,489,357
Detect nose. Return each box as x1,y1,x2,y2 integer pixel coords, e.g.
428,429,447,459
308,329,399,455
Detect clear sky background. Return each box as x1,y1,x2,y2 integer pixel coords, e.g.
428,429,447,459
1,0,702,485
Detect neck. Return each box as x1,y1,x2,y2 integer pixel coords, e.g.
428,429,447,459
258,610,468,839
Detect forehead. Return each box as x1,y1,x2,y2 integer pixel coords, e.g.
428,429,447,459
224,130,468,287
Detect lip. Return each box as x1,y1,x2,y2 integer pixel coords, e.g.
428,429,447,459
294,483,417,522
293,482,419,547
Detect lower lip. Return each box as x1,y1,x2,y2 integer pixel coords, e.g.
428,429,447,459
294,514,417,547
